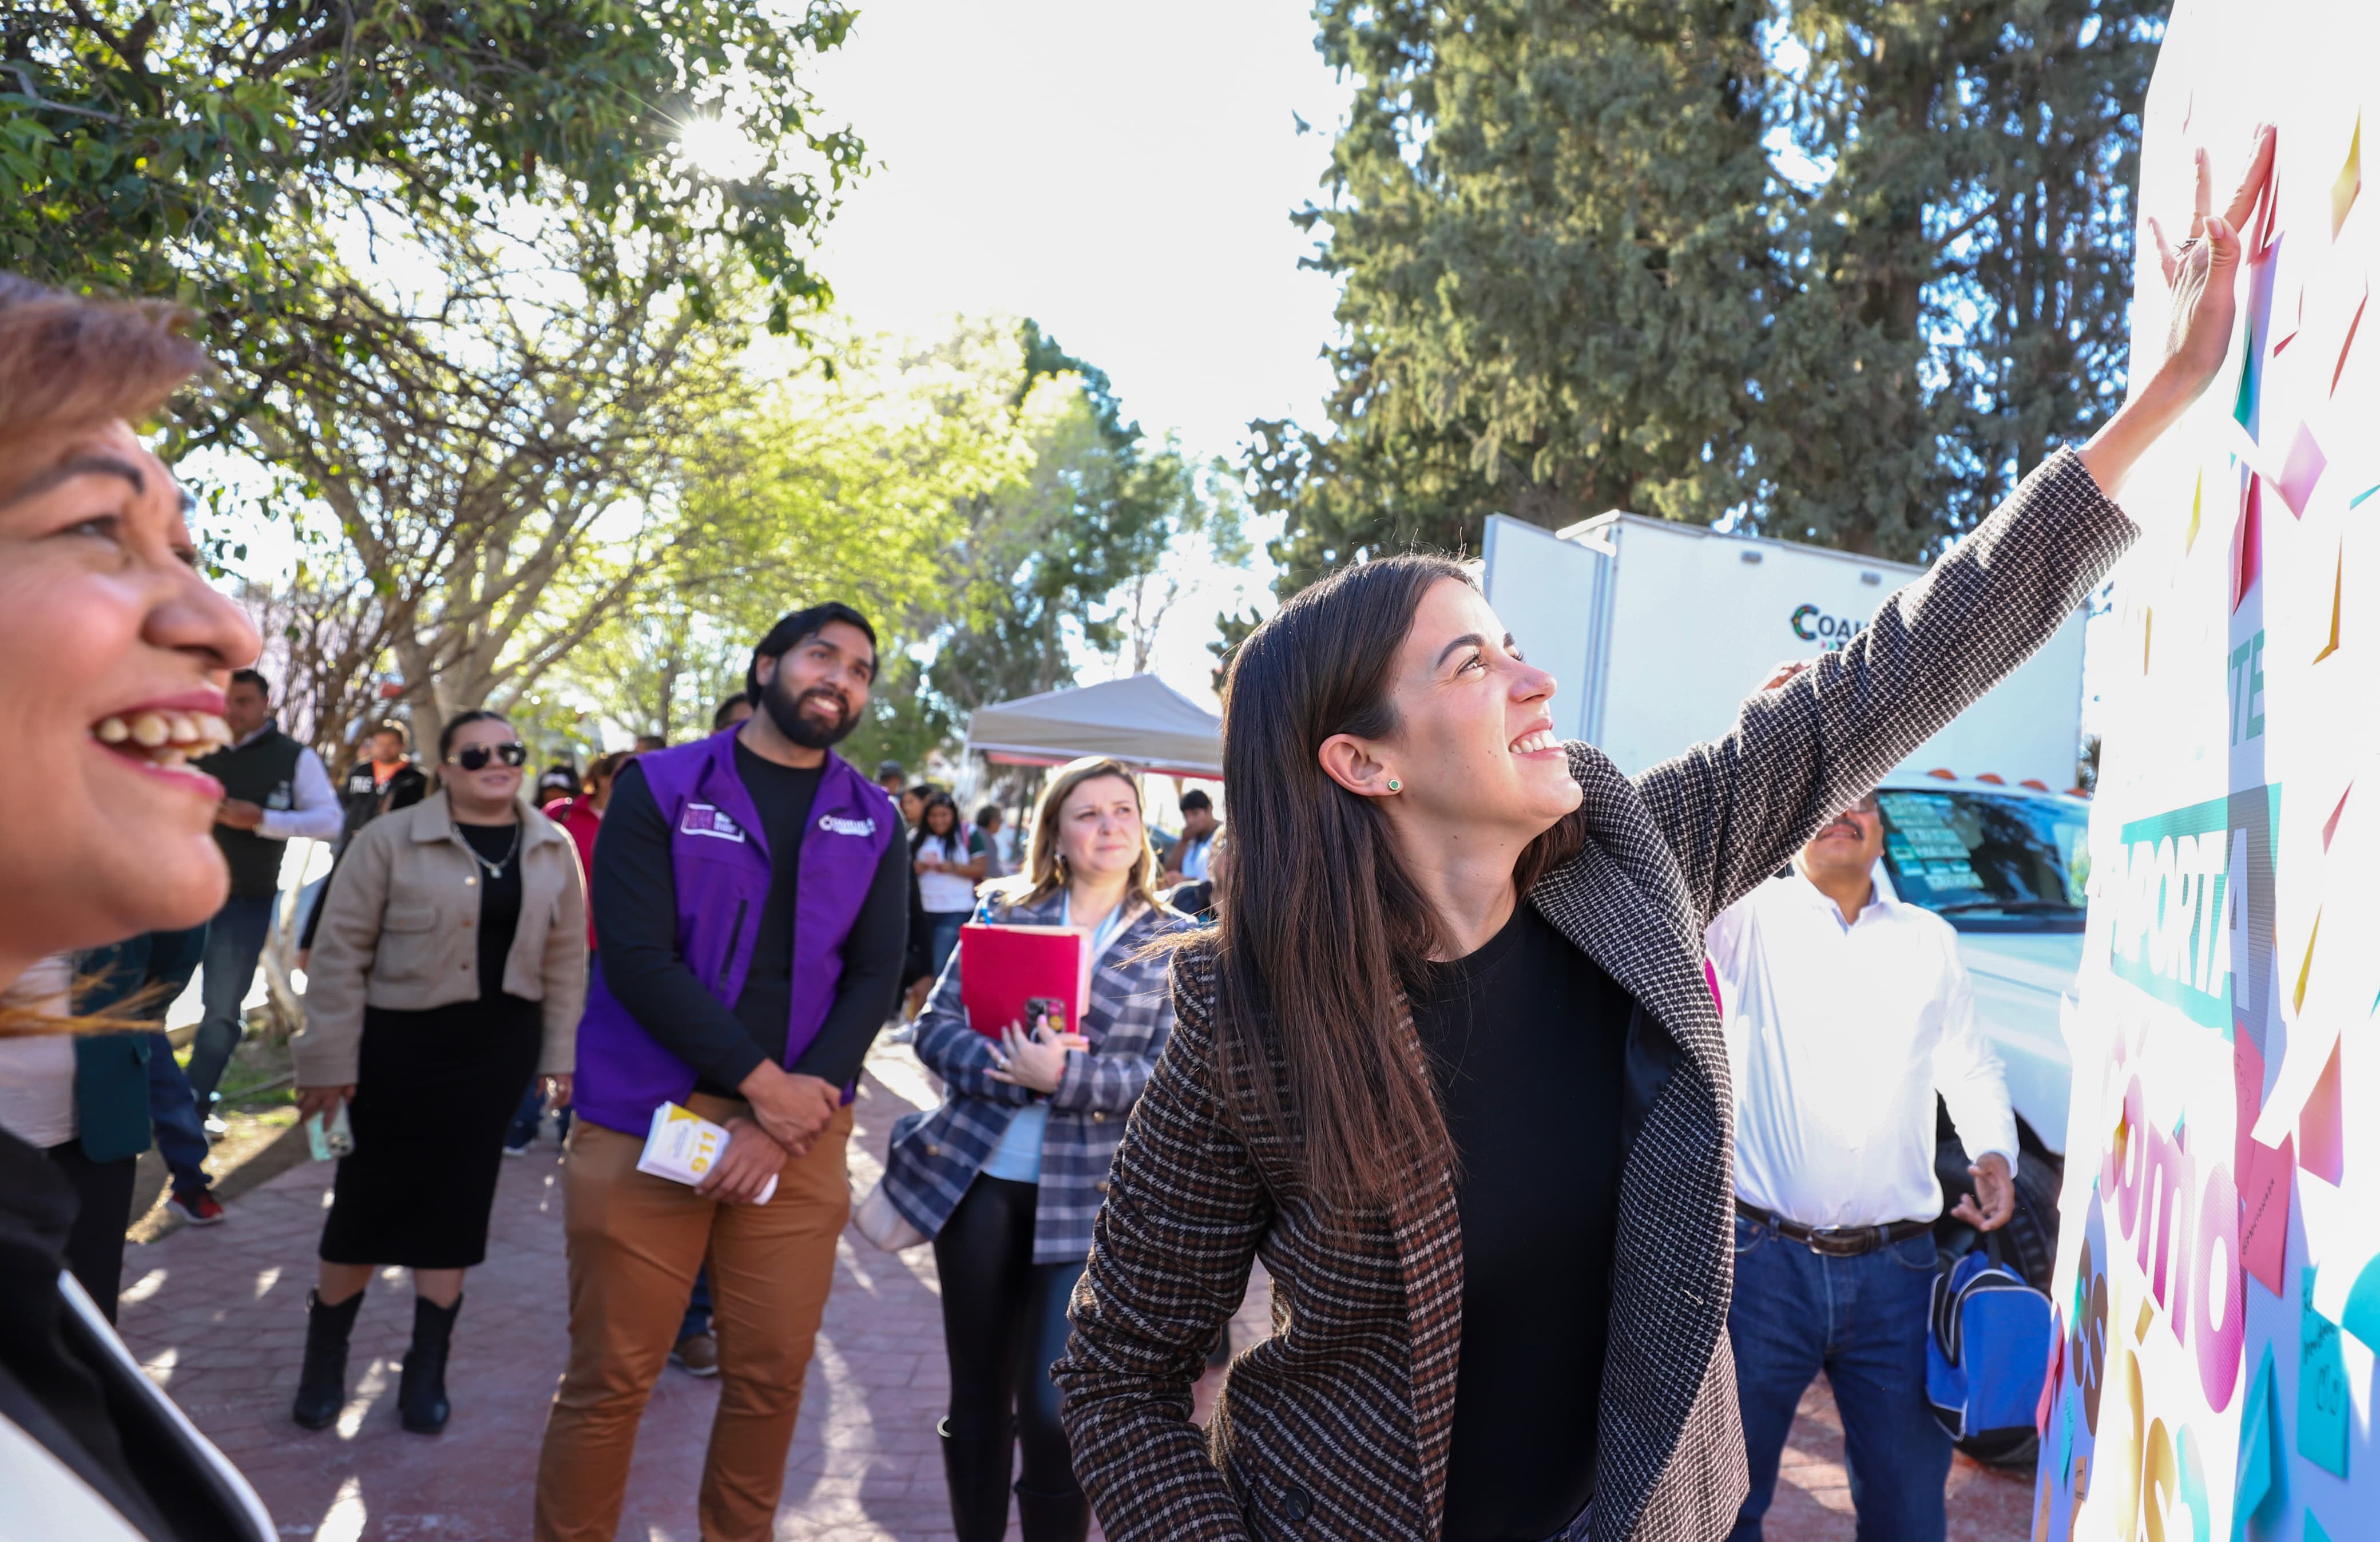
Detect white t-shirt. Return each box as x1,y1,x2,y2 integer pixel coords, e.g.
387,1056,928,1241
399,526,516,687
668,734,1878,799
915,829,984,913
0,955,78,1149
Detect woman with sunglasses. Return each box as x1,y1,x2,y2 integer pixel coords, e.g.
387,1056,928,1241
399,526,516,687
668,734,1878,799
289,708,587,1434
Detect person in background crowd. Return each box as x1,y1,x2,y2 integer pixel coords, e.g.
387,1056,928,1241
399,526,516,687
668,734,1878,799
715,693,754,731
536,763,581,806
338,721,430,840
974,803,1010,880
81,927,223,1234
633,733,667,754
901,782,933,830
297,718,428,965
185,667,342,1120
290,710,586,1436
535,601,906,1542
0,952,143,1310
908,792,987,1017
1054,116,2260,1541
876,760,906,801
1156,787,1218,888
0,268,277,1539
1708,779,2014,1542
883,757,1189,1542
1164,826,1225,923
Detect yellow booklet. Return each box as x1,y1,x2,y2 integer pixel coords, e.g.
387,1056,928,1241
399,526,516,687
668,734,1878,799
637,1103,778,1204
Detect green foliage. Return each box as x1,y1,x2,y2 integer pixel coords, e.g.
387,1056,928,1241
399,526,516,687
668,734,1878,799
1260,0,2160,578
5,0,862,441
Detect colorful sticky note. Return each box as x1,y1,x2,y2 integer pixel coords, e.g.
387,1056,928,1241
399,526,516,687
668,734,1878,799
2230,1345,2283,1542
2292,911,2321,1014
2231,475,2263,612
2342,1256,2380,1351
2337,287,2367,398
2185,469,2203,553
2233,311,2260,435
2322,783,2353,850
2335,112,2363,240
2352,481,2380,509
2235,1036,2268,1192
2272,280,2304,355
2299,1271,2350,1478
2240,1133,2294,1296
2312,544,2343,663
2276,424,2326,516
2299,1039,2343,1184
2143,607,2155,673
2307,1512,2333,1542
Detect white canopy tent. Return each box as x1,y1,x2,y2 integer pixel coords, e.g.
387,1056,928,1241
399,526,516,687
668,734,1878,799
963,674,1223,780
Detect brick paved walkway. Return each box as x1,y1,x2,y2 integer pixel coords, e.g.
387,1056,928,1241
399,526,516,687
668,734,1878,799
113,1044,2030,1541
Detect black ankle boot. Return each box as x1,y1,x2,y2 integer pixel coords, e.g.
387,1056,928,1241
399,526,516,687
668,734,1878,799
397,1294,462,1434
938,1417,1016,1542
1014,1481,1090,1542
291,1290,362,1430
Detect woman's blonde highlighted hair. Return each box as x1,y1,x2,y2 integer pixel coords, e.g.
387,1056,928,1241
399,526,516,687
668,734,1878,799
990,756,1171,914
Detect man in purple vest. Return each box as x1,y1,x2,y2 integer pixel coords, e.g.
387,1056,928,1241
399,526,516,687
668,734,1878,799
534,602,908,1542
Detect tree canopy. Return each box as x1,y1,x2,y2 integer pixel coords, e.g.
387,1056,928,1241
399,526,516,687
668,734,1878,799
6,0,862,442
1256,0,2160,581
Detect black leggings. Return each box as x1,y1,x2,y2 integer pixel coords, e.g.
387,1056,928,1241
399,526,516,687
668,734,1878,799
932,1174,1084,1497
43,1144,137,1321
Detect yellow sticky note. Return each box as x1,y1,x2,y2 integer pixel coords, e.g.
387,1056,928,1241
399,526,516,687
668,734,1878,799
2335,113,2362,240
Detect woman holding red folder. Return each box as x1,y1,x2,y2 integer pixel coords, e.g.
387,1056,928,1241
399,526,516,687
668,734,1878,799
880,755,1190,1542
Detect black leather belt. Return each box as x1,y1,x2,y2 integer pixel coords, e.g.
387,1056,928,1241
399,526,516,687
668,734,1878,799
1735,1200,1933,1258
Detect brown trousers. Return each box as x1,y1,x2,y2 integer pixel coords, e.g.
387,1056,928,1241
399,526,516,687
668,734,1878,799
533,1094,854,1542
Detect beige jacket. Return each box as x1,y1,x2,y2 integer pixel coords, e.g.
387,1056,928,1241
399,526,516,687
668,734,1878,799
294,790,587,1086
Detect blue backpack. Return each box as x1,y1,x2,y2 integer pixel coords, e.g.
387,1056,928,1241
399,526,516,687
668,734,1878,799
1926,1239,2054,1444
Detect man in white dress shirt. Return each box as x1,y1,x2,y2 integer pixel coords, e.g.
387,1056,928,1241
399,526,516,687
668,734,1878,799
1708,786,2016,1542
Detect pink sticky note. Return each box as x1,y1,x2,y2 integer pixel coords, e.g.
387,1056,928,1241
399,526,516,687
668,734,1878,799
2241,1133,2294,1296
2277,424,2327,517
2235,1036,2267,1190
2299,1040,2345,1184
2231,475,2264,612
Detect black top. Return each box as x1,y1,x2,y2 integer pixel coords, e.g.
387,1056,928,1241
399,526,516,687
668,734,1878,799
0,1125,266,1541
593,750,909,1097
456,820,525,1002
1409,901,1632,1542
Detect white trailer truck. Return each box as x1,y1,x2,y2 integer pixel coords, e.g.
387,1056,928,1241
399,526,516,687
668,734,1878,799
1478,510,2093,1318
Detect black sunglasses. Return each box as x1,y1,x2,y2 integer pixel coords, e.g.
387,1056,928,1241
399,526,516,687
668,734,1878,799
449,742,527,771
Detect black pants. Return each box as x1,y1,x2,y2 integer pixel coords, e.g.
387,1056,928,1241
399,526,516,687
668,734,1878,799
42,1143,137,1322
932,1174,1085,1500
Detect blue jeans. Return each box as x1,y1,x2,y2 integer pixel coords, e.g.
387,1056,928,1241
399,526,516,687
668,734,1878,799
186,893,276,1107
1726,1215,1950,1542
145,1033,212,1198
926,910,968,981
506,1079,573,1148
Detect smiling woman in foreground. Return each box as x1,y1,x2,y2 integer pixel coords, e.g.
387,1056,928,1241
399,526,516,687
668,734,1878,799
0,272,276,1539
1054,134,2272,1542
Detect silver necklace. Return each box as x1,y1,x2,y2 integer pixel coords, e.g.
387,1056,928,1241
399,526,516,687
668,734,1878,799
457,819,521,878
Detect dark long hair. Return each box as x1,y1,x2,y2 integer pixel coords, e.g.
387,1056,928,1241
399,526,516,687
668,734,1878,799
910,791,963,859
1210,555,1584,1217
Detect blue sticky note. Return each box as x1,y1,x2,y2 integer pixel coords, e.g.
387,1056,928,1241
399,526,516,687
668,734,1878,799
2305,1512,2331,1542
2341,1256,2380,1353
2299,1271,2350,1478
2232,1345,2282,1542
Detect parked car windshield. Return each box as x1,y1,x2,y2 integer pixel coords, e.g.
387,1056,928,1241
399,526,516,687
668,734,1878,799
1875,789,2089,933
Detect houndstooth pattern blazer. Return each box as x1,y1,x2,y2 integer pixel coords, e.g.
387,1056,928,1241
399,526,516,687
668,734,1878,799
1054,449,2136,1542
881,889,1194,1264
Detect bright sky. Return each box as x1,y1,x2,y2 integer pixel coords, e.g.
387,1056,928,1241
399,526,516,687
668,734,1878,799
801,0,1352,701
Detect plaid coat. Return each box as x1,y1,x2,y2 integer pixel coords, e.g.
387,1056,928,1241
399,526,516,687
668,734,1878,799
1054,450,2136,1542
881,889,1193,1264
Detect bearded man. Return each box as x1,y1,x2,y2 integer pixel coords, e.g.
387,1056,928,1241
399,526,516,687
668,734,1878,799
534,602,908,1542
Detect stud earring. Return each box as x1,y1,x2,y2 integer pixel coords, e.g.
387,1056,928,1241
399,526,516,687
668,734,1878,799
1386,779,1401,792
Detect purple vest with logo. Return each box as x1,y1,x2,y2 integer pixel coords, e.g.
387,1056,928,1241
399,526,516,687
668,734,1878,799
573,728,897,1136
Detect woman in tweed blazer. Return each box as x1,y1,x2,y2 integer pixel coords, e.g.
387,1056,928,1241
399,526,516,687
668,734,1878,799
882,755,1192,1542
1056,144,2265,1542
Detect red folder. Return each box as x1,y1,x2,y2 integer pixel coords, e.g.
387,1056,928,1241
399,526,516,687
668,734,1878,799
958,923,1090,1040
